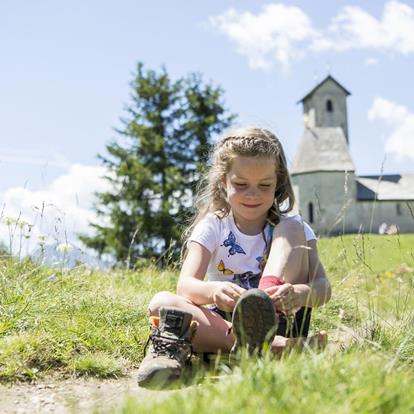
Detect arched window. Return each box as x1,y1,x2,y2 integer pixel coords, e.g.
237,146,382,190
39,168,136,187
396,203,402,216
308,202,314,223
326,99,333,112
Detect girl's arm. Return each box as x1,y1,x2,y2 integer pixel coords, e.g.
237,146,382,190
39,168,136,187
265,239,331,313
177,241,245,311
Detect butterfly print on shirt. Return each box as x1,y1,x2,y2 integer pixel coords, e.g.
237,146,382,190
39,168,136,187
221,231,246,257
256,256,264,268
217,259,234,275
232,271,261,290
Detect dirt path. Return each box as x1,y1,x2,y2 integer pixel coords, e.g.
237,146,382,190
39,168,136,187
0,370,168,414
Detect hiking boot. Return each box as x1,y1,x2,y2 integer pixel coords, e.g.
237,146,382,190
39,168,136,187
230,288,278,357
137,307,197,388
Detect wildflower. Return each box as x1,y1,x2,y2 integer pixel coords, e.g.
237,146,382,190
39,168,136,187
1,216,17,226
38,234,47,244
17,219,32,230
56,243,74,254
48,274,57,282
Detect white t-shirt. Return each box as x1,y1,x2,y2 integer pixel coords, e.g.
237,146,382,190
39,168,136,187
189,213,316,290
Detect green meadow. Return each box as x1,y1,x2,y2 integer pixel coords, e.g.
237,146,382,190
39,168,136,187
1,234,414,413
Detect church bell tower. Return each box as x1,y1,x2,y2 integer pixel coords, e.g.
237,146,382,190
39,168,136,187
299,75,351,144
291,75,355,235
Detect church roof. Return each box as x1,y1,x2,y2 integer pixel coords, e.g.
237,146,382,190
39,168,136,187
298,75,351,104
291,127,355,174
356,174,414,201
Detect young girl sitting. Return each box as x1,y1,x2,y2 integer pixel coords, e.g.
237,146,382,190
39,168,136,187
137,127,331,388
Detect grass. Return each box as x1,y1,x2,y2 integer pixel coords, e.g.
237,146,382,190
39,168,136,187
120,352,414,413
0,259,177,381
1,234,414,413
111,234,414,414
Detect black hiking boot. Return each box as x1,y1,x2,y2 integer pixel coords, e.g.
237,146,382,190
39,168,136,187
137,307,198,388
230,289,278,358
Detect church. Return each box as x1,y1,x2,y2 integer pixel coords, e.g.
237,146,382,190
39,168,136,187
291,75,414,235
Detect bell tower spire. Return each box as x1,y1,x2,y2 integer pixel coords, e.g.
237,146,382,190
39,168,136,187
298,75,351,144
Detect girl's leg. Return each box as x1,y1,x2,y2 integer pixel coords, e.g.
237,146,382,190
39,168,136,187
262,217,309,284
148,292,326,357
263,218,328,351
148,291,234,353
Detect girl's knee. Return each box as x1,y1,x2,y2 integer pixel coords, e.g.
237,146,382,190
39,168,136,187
273,217,306,243
147,291,184,316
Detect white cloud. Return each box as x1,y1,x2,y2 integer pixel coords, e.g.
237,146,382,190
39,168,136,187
209,4,316,70
208,1,414,71
312,1,414,54
368,97,414,161
0,164,112,255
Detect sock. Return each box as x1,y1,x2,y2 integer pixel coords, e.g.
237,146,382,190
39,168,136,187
259,275,284,290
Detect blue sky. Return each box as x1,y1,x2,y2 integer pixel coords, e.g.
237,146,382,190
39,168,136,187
1,0,413,251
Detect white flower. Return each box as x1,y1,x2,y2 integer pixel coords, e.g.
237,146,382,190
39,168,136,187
17,219,32,230
38,234,47,244
1,216,17,226
56,243,74,254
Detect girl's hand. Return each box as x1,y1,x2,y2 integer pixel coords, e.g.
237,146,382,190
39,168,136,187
264,283,302,316
212,282,245,312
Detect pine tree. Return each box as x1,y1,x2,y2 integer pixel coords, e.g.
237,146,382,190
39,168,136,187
80,63,235,266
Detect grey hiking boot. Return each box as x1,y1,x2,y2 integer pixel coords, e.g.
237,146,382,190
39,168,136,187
230,288,278,357
137,307,197,388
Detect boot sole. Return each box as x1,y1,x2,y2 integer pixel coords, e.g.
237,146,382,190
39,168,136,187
231,289,278,355
137,367,180,389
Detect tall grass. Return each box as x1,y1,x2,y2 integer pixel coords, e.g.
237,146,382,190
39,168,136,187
1,234,414,413
119,351,414,413
0,257,176,381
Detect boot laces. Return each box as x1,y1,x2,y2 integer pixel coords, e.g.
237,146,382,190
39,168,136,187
144,326,193,361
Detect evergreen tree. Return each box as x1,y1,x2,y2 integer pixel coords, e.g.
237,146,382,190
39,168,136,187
80,63,235,266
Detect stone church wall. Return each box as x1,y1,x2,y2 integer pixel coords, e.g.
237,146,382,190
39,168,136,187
352,200,414,234
291,171,356,234
291,172,414,235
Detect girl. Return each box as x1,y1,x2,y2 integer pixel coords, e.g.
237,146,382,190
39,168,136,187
137,127,331,388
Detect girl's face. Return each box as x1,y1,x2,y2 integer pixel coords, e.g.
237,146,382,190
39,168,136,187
224,155,277,235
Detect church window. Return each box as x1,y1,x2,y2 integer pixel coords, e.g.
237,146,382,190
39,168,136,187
326,99,333,112
308,202,314,223
396,203,402,216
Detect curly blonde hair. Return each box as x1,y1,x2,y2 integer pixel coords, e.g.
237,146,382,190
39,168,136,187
182,127,295,254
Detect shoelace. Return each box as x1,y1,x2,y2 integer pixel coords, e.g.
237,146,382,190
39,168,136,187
143,327,193,361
